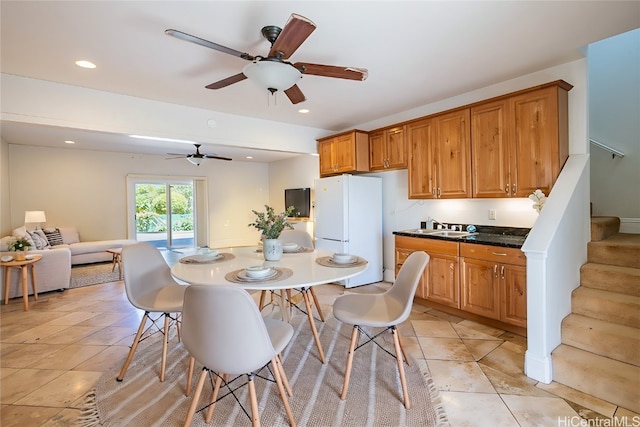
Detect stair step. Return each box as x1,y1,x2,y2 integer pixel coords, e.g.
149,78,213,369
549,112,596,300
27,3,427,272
553,344,640,413
590,216,620,241
561,314,640,366
572,287,640,328
587,233,640,268
580,263,640,296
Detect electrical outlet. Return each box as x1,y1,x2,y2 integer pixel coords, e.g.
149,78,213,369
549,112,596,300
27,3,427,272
489,209,497,220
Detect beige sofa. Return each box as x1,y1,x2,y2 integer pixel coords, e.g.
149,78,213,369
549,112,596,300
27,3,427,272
1,226,136,300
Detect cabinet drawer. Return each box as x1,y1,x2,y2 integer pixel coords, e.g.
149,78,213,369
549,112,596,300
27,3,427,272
395,236,459,255
460,243,525,265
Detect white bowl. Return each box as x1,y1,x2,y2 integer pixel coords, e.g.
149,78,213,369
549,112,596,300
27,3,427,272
245,266,273,278
332,253,354,264
199,249,220,258
282,242,300,251
1,255,13,262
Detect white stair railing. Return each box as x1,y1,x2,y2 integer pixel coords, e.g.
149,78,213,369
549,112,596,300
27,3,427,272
590,138,625,158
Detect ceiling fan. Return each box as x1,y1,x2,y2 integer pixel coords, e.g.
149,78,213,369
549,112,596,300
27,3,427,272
166,144,232,166
165,13,368,104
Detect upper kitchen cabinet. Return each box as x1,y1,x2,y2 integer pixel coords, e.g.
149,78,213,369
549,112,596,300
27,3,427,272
471,81,572,198
317,130,370,177
408,109,471,199
369,125,407,171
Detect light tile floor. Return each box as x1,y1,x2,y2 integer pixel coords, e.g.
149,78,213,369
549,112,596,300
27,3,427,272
1,274,637,426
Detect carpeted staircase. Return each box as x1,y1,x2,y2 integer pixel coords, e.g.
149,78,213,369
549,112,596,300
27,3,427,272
552,217,640,413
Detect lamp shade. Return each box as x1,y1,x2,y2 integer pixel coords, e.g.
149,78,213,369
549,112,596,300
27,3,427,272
242,60,301,91
24,210,46,223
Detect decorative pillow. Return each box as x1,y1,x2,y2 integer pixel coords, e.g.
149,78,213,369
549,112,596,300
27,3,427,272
0,236,13,252
58,226,80,244
43,228,64,246
12,226,36,248
28,230,50,250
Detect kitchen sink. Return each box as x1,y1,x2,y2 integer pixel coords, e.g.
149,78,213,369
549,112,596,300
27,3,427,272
424,230,474,238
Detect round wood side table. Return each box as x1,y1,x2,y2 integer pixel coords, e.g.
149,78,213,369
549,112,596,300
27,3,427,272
1,254,43,311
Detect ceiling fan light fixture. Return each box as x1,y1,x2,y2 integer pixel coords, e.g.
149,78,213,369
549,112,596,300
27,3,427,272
243,60,301,92
187,156,203,166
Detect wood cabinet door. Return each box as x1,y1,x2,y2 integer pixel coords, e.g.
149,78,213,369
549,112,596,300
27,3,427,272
395,247,427,299
386,126,407,169
334,134,356,173
434,109,471,198
501,263,527,327
407,119,436,198
369,130,386,170
318,139,335,176
425,254,459,308
509,86,559,197
461,257,501,320
471,100,510,198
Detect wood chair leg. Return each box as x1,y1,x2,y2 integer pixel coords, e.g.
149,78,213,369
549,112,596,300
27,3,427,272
176,313,182,342
183,368,207,427
340,325,359,400
248,375,261,427
205,373,223,423
117,313,148,381
302,290,326,363
272,357,296,427
392,327,410,409
160,313,170,382
185,356,195,396
259,290,267,310
309,287,325,322
396,331,410,366
277,354,292,397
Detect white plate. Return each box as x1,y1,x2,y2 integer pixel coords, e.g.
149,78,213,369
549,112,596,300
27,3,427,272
282,243,300,251
25,254,35,260
244,266,274,278
238,269,278,281
197,249,220,258
1,255,13,262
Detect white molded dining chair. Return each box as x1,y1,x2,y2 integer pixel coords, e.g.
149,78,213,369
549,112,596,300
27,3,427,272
332,251,429,409
182,284,296,427
259,230,324,321
117,242,186,382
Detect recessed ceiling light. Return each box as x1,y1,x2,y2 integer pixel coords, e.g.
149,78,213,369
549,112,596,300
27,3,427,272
75,60,96,69
64,140,75,144
298,109,310,114
246,156,253,159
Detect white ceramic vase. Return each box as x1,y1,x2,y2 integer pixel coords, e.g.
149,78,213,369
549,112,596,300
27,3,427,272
263,238,283,261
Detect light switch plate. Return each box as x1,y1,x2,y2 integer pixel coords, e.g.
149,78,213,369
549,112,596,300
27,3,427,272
489,209,497,220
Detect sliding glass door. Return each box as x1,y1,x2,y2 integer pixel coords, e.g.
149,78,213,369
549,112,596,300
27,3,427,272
127,175,208,250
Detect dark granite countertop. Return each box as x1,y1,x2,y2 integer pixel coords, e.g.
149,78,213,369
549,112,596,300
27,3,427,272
393,225,529,249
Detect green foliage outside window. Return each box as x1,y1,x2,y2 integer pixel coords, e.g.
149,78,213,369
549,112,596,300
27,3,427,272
135,184,194,232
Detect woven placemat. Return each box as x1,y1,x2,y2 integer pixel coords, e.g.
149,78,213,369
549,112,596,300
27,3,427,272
224,267,293,284
283,246,314,254
315,256,367,268
179,252,235,264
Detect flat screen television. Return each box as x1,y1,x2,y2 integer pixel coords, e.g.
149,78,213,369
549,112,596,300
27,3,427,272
284,187,311,218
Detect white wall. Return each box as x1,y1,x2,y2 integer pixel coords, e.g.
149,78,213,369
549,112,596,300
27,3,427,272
4,144,270,248
589,28,640,231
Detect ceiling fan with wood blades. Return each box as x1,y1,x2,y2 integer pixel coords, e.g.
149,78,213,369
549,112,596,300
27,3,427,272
165,13,368,104
166,144,232,166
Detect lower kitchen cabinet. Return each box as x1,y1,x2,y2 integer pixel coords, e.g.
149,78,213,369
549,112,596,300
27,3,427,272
395,236,527,331
394,236,459,308
460,243,527,328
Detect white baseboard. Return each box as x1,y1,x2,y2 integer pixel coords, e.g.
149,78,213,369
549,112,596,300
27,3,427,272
525,350,553,384
620,218,640,234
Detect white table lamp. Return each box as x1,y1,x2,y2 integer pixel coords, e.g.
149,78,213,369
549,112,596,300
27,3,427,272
24,210,47,230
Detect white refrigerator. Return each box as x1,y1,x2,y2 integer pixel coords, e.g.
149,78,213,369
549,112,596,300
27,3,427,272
314,174,383,288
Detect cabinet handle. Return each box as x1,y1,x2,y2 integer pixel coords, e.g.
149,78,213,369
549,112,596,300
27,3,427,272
492,252,507,256
432,188,436,197
505,185,510,195
494,264,498,278
501,265,505,279
512,184,517,195
437,188,441,197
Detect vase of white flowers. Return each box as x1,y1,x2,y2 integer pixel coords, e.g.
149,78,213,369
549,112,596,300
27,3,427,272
9,237,32,261
529,189,547,213
249,205,295,261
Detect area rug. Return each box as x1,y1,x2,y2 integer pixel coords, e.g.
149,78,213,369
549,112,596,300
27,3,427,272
79,312,448,427
70,262,121,288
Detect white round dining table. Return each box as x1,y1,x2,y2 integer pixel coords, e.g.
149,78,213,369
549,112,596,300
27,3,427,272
170,245,368,364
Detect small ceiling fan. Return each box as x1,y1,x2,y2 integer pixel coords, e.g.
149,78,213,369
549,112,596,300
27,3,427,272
165,13,368,104
166,144,232,166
